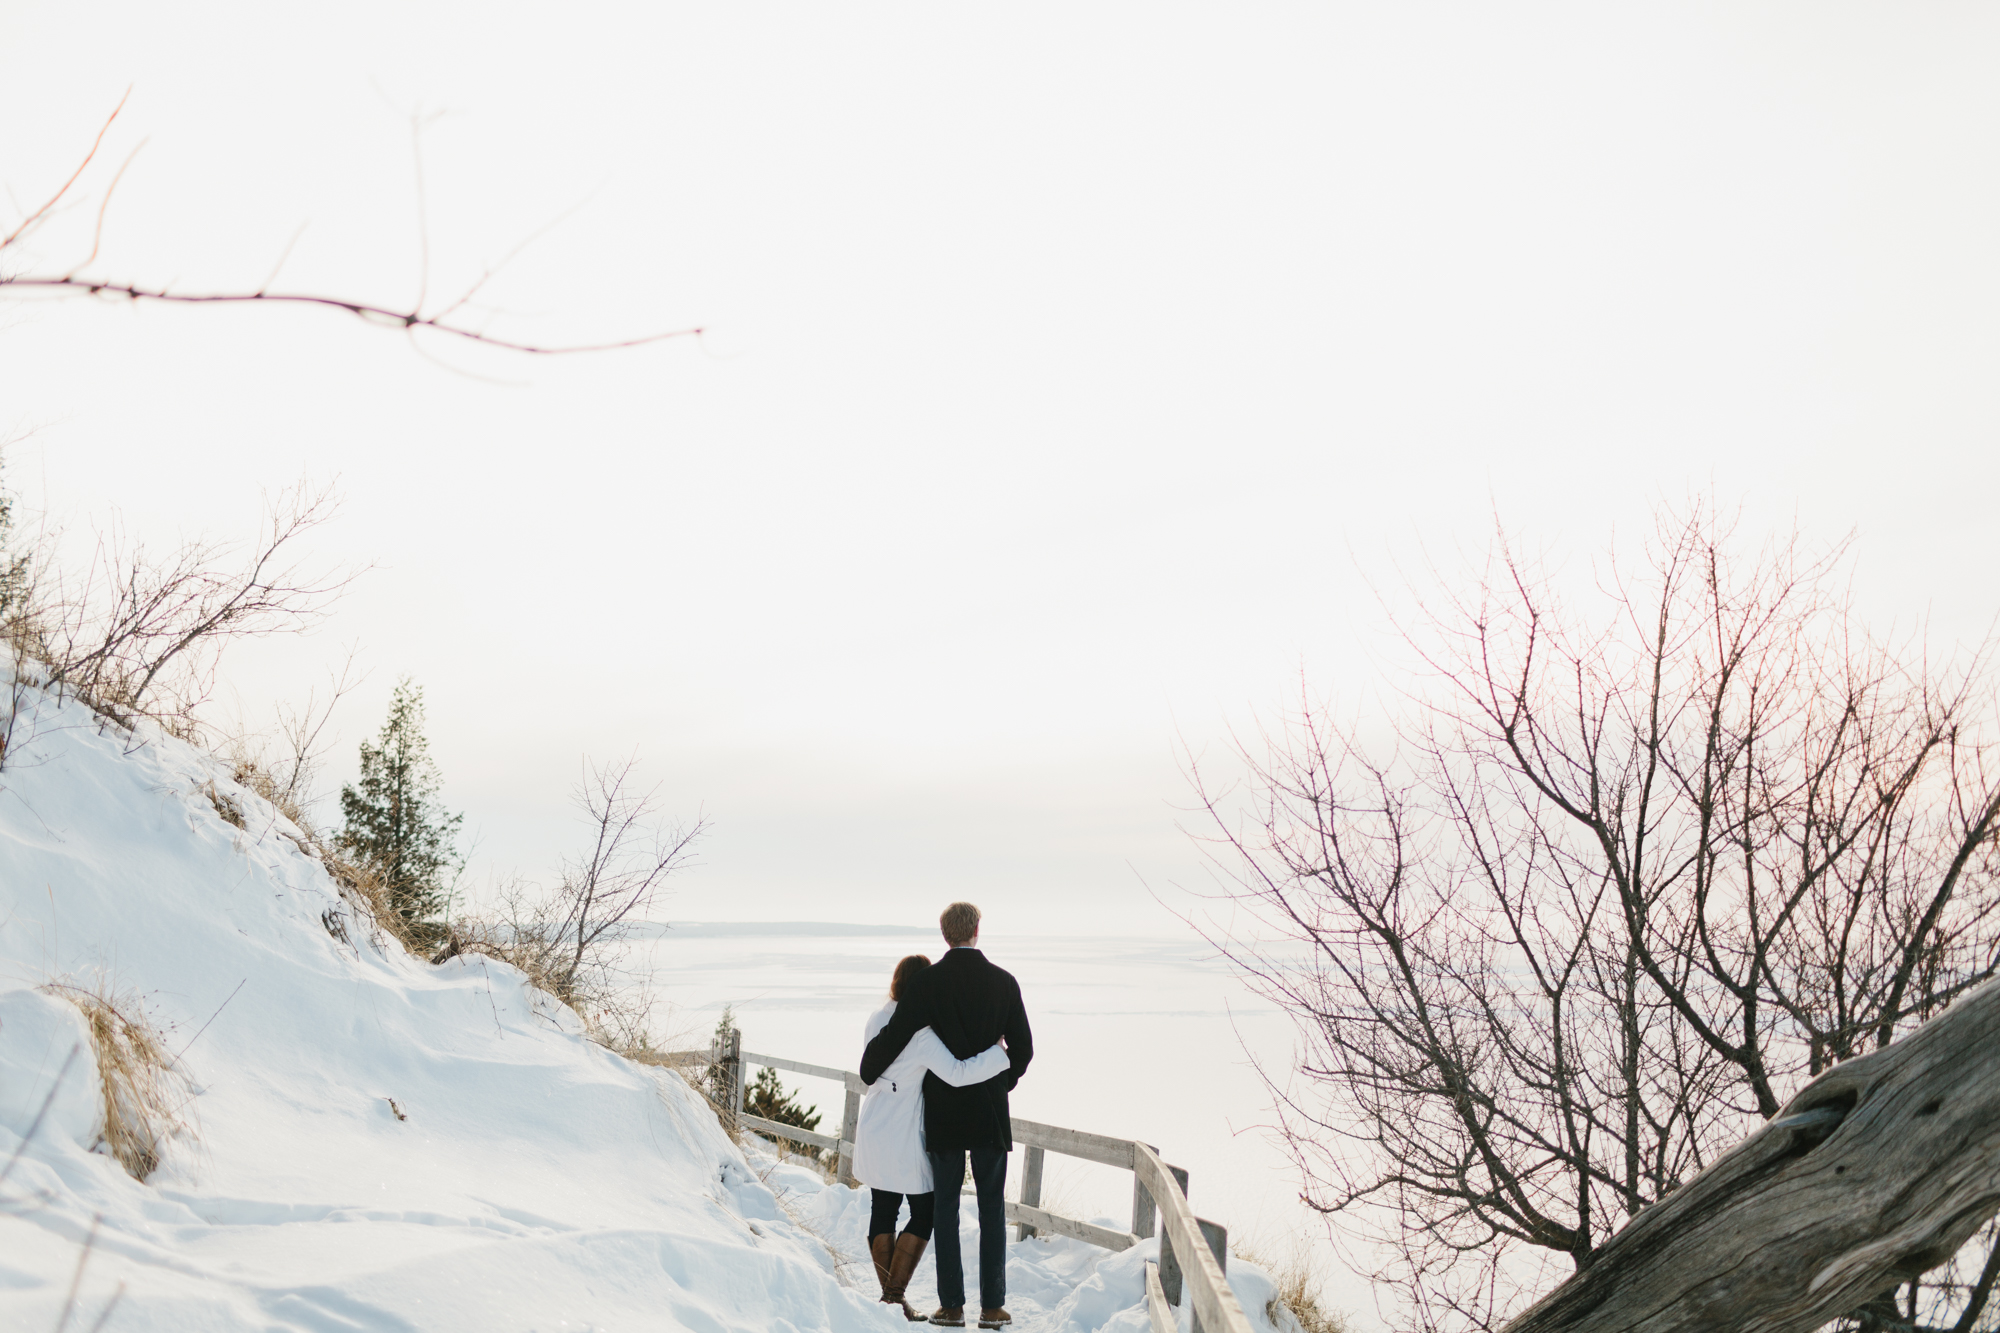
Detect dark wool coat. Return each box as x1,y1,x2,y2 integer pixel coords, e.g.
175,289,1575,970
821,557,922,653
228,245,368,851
859,947,1033,1153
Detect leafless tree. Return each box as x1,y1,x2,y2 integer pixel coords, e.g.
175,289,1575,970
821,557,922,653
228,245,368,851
8,481,356,742
1191,503,2000,1333
457,758,704,1034
544,757,705,1004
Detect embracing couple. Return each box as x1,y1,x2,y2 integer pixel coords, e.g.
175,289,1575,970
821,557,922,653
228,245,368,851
852,901,1033,1329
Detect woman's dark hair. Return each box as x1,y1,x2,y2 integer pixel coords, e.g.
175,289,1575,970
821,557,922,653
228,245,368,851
891,954,930,1001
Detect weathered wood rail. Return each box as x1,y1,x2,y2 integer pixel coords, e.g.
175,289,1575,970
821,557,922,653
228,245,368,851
659,1028,1253,1333
1501,975,2000,1333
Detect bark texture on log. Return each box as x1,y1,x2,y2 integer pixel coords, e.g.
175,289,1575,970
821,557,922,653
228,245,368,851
1503,979,2000,1333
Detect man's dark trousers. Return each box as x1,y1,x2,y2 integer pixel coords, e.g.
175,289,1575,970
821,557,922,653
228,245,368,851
929,1146,1008,1311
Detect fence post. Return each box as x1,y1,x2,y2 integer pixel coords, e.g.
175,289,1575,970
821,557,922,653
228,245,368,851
707,1029,725,1129
1017,1144,1046,1240
1190,1219,1227,1333
1131,1142,1158,1240
1156,1163,1192,1306
721,1027,743,1131
838,1086,861,1186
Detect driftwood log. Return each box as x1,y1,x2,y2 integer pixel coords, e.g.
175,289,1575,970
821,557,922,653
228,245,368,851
1504,979,2000,1333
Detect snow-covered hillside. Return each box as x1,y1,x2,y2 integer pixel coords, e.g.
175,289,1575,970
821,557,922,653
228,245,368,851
0,679,1296,1332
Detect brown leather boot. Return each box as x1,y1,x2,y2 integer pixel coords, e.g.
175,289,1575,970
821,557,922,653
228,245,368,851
884,1232,930,1322
870,1233,893,1299
929,1311,964,1328
977,1310,1011,1329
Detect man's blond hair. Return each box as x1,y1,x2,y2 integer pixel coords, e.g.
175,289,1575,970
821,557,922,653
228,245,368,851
940,901,982,947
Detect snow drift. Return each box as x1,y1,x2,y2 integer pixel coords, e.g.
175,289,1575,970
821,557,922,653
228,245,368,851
0,678,1294,1332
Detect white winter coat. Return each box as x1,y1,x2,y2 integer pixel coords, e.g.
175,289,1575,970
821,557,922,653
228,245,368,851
851,1000,1010,1195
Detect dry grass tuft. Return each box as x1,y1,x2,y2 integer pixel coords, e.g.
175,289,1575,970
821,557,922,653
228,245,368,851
1232,1238,1351,1333
320,846,430,955
213,744,439,961
435,890,693,1063
225,747,309,829
600,1015,700,1070
202,779,246,829
435,916,566,997
43,982,192,1181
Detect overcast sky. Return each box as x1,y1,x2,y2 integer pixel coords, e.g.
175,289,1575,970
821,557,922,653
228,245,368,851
5,2,1999,935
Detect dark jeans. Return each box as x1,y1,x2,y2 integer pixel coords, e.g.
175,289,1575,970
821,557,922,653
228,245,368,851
928,1147,1008,1310
869,1188,936,1241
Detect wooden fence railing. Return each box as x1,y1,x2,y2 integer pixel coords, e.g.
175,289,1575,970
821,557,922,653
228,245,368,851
658,1028,1253,1333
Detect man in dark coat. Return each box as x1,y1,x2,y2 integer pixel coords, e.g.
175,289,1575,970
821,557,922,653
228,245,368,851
861,901,1032,1329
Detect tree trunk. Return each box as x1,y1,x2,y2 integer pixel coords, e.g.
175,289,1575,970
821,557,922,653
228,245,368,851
1504,978,2000,1333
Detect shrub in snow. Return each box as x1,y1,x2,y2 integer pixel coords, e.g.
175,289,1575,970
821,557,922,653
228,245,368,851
39,982,190,1181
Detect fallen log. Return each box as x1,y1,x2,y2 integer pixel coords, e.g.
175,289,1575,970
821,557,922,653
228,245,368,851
1505,979,2000,1333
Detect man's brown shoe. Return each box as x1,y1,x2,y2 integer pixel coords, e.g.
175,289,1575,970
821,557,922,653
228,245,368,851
929,1309,965,1328
978,1310,1011,1329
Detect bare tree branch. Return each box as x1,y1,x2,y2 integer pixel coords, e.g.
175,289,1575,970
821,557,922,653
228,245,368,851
2,95,704,356
0,277,704,355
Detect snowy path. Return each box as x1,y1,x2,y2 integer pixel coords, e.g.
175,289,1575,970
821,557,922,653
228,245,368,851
0,679,1293,1332
753,1143,1287,1333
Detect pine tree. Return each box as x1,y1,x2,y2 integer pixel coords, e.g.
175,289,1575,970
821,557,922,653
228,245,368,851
744,1066,822,1135
743,1064,826,1163
338,679,462,941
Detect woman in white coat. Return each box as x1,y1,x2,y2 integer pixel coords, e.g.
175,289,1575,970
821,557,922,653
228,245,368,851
855,955,1010,1322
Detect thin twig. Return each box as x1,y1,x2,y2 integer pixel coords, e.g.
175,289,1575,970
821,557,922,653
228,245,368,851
0,88,130,251
0,1044,81,1194
1,277,702,354
409,109,436,319
53,1212,102,1333
172,977,245,1063
428,188,603,326
83,1284,126,1333
63,138,148,280
256,222,309,296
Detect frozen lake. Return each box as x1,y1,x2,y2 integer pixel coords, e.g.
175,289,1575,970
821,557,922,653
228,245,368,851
623,922,1378,1326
